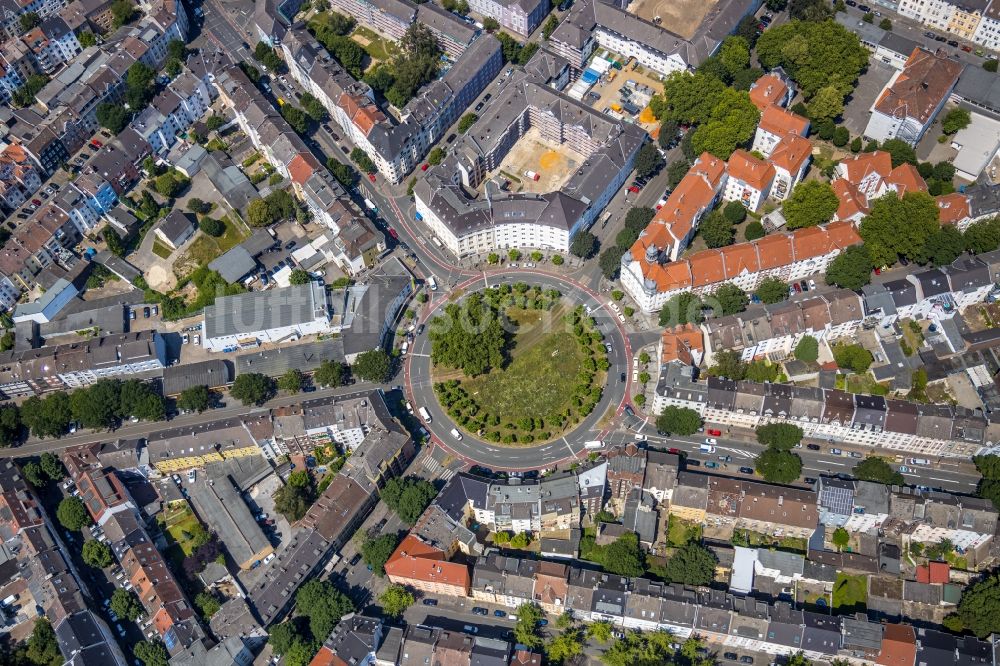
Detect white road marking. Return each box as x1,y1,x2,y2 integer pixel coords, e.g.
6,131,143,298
562,437,576,458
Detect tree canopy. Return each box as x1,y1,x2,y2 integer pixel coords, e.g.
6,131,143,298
755,277,790,304
635,143,665,179
659,292,704,327
314,359,347,388
957,572,1000,638
756,423,804,450
825,244,873,290
361,533,400,576
832,343,873,373
853,456,904,485
661,543,717,586
783,181,839,229
794,335,819,363
57,497,90,530
600,532,645,577
656,407,702,436
379,584,414,618
710,283,747,316
177,385,211,413
859,192,940,268
134,641,169,666
295,579,354,640
755,448,803,484
380,477,437,524
429,294,508,377
570,231,598,259
699,211,735,248
110,589,142,621
756,20,867,101
353,349,392,382
231,373,276,406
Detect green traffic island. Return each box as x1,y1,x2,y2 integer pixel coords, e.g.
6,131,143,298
430,285,609,445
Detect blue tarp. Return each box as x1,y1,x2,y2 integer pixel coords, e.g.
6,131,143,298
581,69,599,84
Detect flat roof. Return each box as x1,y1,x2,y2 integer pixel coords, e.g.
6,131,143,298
204,282,328,340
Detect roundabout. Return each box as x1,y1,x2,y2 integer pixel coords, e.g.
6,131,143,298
405,271,634,470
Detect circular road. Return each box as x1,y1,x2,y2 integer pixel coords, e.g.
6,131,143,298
404,270,634,471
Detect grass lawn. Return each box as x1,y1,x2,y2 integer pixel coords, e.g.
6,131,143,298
176,216,247,278
158,505,203,556
351,26,400,63
667,515,702,547
459,304,585,422
832,573,867,615
152,240,173,259
734,529,807,553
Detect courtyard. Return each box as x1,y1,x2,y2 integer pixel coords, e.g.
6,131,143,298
626,0,719,39
489,127,584,195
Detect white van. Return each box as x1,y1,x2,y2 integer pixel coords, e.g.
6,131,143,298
450,428,463,440
907,458,930,465
428,276,438,291
699,443,716,453
418,406,432,422
584,440,604,450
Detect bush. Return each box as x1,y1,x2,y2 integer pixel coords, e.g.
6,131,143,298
199,217,225,237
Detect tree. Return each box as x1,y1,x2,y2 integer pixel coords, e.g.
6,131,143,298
879,17,892,29
314,359,346,388
588,621,613,643
199,217,224,237
353,349,392,382
23,462,46,488
26,618,62,666
635,143,665,179
832,527,850,551
742,221,765,242
82,539,113,568
690,88,760,159
110,0,136,27
699,211,734,248
832,342,873,373
457,113,478,133
659,291,704,327
483,16,499,31
794,335,819,363
922,225,965,266
656,407,702,436
78,30,98,47
187,198,209,214
666,160,691,189
0,400,15,447
825,244,873,290
380,477,437,524
288,269,312,286
274,473,315,521
20,12,40,31
361,533,399,576
350,147,376,173
957,571,1000,637
512,603,545,648
231,373,276,406
176,385,211,414
20,393,71,438
96,103,130,133
757,21,866,101
755,448,802,484
783,181,839,229
570,231,597,259
755,277,789,304
547,629,584,665
807,85,845,122
756,423,804,450
379,584,414,618
711,283,747,316
57,497,90,530
986,59,998,73
881,138,918,168
662,542,717,585
295,579,354,639
598,246,623,279
278,369,305,394
110,589,142,621
195,591,221,618
965,217,1000,254
40,453,64,482
853,456,904,485
942,107,971,134
326,158,357,187
602,532,645,577
134,641,169,666
153,171,189,198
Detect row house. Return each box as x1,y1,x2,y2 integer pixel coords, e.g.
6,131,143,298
21,16,81,73
832,150,928,223
702,289,865,362
605,444,679,507
863,47,963,146
0,0,66,38
130,70,213,155
888,487,998,567
622,221,862,314
0,48,27,103
472,552,539,608
896,0,1000,48
0,143,43,210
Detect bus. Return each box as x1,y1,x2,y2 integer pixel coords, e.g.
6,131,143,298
418,407,432,422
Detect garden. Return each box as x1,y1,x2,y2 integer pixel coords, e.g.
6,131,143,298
431,285,608,444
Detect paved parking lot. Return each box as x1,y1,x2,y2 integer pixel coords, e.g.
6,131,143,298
841,60,896,138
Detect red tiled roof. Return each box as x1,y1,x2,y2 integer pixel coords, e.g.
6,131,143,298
874,47,963,124
936,193,970,225
286,153,318,185
754,233,794,270
759,105,809,137
748,74,788,111
769,134,811,175
727,150,775,191
690,249,726,288
384,535,471,589
886,163,928,195
876,624,917,666
721,242,760,278
661,324,704,365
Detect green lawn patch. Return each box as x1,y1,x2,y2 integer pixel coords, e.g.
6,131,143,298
178,216,247,275
667,515,702,547
460,306,584,422
832,573,867,615
152,240,173,259
350,26,400,62
158,505,204,556
732,529,807,553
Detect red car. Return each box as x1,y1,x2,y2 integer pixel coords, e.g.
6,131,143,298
707,428,722,437
388,228,399,240
421,163,429,171
667,448,681,455
368,173,376,182
627,185,640,194
91,139,102,148
874,267,881,275
31,199,41,206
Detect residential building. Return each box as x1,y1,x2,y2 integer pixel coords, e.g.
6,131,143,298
723,150,775,212
155,210,196,250
466,0,549,35
384,534,472,597
831,151,927,223
863,47,963,145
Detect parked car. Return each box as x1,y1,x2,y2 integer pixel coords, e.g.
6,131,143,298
687,459,701,467
740,657,754,664
739,467,754,474
472,607,489,616
705,461,719,469
830,448,843,455
725,654,739,661
422,598,438,606
804,477,817,484
707,428,722,436
807,443,820,450
143,306,150,318
494,610,507,617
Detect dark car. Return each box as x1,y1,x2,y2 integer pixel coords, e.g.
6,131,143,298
143,306,151,318
483,93,492,102
800,280,809,292
687,459,701,467
804,477,817,484
858,4,871,10
807,443,821,450
417,324,425,335
284,240,297,250
620,372,627,382
724,654,738,661
422,598,438,606
472,607,489,616
494,610,507,617
446,133,456,143
948,40,959,47
475,102,484,111
739,467,754,474
349,553,362,566
740,658,754,664
935,35,947,41
845,0,856,4
624,405,634,416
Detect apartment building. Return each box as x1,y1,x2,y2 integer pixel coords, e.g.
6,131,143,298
384,534,472,596
863,47,963,145
0,143,43,210
972,1,1000,49
21,17,82,73
144,413,271,473
832,151,928,222
751,105,810,156
130,71,213,155
416,49,643,256
702,289,865,362
466,0,549,36
723,150,776,213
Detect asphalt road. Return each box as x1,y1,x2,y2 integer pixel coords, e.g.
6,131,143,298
602,423,981,493
406,272,634,470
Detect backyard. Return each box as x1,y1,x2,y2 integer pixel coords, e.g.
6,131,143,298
832,572,868,615
732,529,808,553
667,515,702,548
350,26,400,66
158,503,209,559
173,216,248,279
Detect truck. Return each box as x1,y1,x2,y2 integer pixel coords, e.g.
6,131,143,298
418,406,432,422
610,102,623,113
584,440,604,450
523,170,540,181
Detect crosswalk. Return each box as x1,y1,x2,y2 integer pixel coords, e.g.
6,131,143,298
419,450,456,481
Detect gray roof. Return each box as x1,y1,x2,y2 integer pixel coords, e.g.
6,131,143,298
208,246,258,284
162,359,233,395
204,281,328,340
954,60,1000,116
157,210,195,245
233,338,345,376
